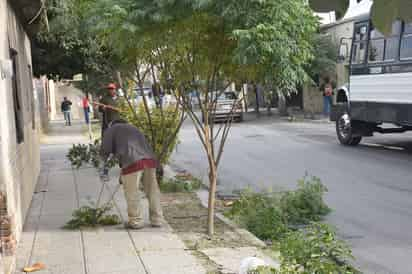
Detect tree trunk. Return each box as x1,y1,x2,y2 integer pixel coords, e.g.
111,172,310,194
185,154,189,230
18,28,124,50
207,162,217,237
242,84,248,113
204,124,217,237
278,92,288,116
254,84,260,114
156,165,164,184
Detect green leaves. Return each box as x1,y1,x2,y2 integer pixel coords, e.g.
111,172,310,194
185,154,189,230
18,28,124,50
66,141,118,170
279,223,359,273
225,176,331,241
64,204,121,229
231,0,318,94
120,102,181,166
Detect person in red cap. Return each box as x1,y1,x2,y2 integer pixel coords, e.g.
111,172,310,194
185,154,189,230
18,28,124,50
97,83,121,137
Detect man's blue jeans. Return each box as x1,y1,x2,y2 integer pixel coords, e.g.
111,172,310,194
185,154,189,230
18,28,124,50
63,111,71,125
84,108,90,124
323,96,332,116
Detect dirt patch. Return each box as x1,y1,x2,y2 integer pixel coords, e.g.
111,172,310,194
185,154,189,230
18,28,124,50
161,192,264,273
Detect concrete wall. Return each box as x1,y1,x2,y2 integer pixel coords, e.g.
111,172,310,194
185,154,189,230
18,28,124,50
34,77,50,132
303,83,323,114
323,19,355,88
0,1,41,270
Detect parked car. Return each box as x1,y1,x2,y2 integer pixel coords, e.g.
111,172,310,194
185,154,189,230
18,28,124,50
203,91,244,123
132,87,156,109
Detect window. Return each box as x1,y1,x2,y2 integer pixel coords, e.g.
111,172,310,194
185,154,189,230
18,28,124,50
400,23,412,60
352,23,368,64
368,21,401,63
10,49,24,143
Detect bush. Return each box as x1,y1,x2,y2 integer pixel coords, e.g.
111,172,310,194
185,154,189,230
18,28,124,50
247,223,359,274
120,102,181,166
279,223,359,274
159,177,202,193
63,204,121,229
225,177,331,241
225,190,287,240
225,177,359,274
280,176,331,225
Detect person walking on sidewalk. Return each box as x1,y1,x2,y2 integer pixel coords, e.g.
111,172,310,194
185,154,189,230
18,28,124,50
101,119,164,229
82,95,91,124
61,97,73,126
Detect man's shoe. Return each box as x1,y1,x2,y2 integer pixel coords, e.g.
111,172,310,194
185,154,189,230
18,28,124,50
125,221,145,230
151,220,164,228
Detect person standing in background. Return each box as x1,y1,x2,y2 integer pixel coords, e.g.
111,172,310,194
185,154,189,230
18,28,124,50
61,97,73,126
321,76,335,117
94,83,121,179
97,83,121,138
82,95,90,124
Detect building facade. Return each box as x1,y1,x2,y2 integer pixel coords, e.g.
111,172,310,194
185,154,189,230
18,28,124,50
0,0,44,273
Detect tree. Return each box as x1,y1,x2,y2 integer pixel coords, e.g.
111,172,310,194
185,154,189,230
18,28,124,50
306,34,338,84
43,0,319,236
32,0,118,95
84,0,318,236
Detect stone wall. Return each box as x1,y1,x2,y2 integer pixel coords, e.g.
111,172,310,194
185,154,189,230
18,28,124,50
0,1,41,272
303,83,323,115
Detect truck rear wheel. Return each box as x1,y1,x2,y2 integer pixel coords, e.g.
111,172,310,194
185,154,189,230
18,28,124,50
336,113,362,146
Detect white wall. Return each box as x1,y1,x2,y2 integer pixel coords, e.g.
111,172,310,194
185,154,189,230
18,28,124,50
0,2,41,272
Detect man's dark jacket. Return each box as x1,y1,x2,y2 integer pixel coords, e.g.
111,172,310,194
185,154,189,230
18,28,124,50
101,123,156,168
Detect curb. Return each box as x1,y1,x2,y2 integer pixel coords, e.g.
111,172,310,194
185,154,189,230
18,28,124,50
279,116,333,125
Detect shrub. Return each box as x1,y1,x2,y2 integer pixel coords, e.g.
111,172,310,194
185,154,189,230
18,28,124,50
279,223,359,274
280,176,331,225
63,204,121,229
225,177,331,241
120,103,181,166
225,190,287,240
159,177,202,193
245,204,288,241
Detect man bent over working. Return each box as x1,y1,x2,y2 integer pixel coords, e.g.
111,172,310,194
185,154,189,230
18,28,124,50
101,119,164,229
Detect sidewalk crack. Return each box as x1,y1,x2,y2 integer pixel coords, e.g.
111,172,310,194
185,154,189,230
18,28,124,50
25,169,50,271
98,180,150,274
72,168,88,274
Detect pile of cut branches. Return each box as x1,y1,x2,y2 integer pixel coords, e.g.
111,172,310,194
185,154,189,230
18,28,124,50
64,203,121,229
66,140,117,169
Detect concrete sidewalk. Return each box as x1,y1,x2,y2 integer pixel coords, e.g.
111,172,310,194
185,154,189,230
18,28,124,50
13,120,205,274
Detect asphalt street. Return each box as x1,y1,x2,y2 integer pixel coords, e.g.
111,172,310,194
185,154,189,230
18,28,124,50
171,114,412,274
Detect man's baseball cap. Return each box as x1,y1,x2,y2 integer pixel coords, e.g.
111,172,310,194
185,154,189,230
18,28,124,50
107,83,117,90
